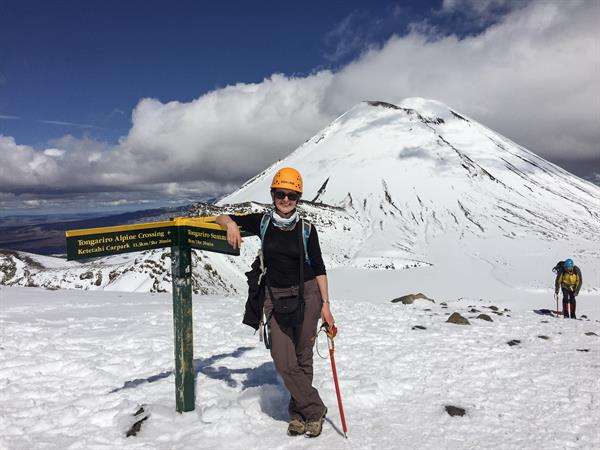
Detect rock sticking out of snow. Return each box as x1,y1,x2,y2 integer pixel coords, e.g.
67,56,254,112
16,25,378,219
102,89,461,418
446,312,470,325
477,314,493,322
391,293,435,304
507,339,521,346
126,405,149,437
444,405,466,417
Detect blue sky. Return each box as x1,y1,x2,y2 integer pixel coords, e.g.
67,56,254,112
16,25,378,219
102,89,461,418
1,0,598,214
2,0,444,146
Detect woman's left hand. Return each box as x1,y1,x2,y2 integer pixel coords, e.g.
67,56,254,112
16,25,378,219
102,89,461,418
321,302,335,329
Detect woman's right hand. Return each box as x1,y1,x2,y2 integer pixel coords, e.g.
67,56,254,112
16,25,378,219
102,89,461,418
226,222,243,249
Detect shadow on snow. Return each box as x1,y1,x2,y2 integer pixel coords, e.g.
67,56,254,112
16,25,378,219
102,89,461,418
109,346,281,393
108,346,288,420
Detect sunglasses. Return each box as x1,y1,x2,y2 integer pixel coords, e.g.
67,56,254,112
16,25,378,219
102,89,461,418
273,190,300,201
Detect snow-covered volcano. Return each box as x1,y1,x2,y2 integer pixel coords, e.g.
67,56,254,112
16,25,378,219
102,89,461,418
219,98,600,293
223,98,599,240
2,98,599,296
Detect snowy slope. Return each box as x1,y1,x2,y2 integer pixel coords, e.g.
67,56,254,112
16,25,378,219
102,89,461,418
223,98,600,240
219,98,600,291
2,98,599,296
1,285,599,449
0,248,245,295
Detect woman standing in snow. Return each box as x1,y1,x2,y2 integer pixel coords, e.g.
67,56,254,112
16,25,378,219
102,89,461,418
215,167,334,437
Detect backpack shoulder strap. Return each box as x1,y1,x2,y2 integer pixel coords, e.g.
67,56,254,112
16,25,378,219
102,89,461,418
259,213,271,243
257,213,271,281
302,219,312,266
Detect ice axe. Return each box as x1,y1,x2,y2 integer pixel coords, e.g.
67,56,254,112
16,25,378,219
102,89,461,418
321,322,348,438
554,292,565,317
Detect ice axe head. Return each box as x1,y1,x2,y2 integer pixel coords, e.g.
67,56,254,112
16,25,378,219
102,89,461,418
321,322,337,339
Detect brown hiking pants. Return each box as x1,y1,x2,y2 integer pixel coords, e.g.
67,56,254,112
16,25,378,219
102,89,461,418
264,278,326,421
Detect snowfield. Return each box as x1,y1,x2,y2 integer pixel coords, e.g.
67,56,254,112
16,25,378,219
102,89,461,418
2,98,600,449
1,274,599,449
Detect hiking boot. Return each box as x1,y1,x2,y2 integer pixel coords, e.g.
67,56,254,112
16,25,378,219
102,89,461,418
305,408,327,438
287,418,306,436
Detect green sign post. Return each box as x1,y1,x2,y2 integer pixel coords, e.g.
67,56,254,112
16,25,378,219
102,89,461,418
66,217,245,413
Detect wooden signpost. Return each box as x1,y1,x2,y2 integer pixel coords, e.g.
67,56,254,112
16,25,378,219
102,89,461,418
66,217,246,413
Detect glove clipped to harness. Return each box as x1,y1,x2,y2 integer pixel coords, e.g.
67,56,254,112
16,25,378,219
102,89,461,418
259,317,271,349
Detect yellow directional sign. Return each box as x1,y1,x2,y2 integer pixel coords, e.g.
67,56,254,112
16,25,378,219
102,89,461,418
66,217,245,260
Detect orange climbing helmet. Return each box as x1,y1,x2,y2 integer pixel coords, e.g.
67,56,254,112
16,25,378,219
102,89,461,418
271,167,303,193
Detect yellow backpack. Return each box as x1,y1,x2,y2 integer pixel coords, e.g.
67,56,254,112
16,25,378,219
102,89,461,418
561,271,579,288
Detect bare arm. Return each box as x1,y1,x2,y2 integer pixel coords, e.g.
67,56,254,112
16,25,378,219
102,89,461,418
316,274,334,327
214,215,243,249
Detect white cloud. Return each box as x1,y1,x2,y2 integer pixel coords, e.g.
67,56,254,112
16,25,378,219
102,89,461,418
0,136,61,191
1,0,598,207
325,0,600,160
115,0,600,167
439,0,530,29
23,199,46,207
43,148,65,158
39,120,102,129
441,0,520,14
109,71,335,187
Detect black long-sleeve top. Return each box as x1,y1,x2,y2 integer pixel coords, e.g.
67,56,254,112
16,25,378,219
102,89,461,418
230,213,326,288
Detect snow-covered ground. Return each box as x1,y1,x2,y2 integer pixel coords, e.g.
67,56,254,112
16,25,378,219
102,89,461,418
2,268,599,449
2,98,599,448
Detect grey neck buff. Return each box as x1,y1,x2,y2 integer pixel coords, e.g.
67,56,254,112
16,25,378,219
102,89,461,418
270,209,299,230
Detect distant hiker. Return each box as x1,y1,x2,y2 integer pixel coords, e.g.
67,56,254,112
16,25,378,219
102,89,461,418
554,259,582,319
215,167,333,437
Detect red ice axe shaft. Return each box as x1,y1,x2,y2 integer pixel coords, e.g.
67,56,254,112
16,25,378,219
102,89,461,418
325,324,348,438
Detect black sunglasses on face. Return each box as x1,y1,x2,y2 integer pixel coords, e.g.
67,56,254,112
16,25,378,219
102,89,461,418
273,190,300,201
